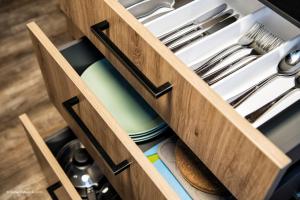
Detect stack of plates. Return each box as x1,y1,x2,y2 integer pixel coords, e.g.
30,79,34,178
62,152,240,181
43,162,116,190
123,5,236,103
81,59,168,142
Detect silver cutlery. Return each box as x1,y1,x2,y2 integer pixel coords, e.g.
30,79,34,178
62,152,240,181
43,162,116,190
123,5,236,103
127,0,175,19
228,50,300,108
195,23,283,76
159,4,227,43
119,0,144,8
245,73,300,123
204,54,259,85
201,47,254,77
168,14,239,52
141,9,174,24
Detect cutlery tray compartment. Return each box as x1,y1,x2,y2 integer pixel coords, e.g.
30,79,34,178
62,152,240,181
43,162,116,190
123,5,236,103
175,7,300,66
145,0,262,37
213,36,300,127
146,3,300,129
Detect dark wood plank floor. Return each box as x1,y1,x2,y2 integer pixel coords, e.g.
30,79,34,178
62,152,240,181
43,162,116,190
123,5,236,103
0,0,72,199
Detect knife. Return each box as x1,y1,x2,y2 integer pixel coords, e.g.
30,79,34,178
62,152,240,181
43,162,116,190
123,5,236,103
163,8,233,45
158,3,227,41
168,14,239,52
207,55,258,85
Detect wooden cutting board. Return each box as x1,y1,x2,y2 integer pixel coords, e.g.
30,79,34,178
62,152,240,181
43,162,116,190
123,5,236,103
158,138,226,200
175,140,228,195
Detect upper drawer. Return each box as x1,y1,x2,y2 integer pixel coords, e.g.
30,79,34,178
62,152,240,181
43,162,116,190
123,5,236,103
58,0,297,199
57,0,298,199
27,22,179,200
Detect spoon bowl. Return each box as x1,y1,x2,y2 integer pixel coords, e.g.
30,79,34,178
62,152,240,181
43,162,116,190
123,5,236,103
128,0,175,19
228,49,300,108
279,50,300,75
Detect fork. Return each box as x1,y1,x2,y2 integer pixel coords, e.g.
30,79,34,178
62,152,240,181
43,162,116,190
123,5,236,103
195,23,283,76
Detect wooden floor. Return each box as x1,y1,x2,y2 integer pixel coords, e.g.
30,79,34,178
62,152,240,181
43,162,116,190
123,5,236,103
0,0,72,199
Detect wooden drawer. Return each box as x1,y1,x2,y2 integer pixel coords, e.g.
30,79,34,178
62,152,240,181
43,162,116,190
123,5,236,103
19,114,81,200
57,1,297,200
27,22,178,200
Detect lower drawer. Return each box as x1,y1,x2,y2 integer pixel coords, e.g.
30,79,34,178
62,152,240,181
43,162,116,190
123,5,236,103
27,22,179,200
20,114,121,200
19,114,81,200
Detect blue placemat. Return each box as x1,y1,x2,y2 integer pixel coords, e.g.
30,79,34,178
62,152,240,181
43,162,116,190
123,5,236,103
145,142,192,200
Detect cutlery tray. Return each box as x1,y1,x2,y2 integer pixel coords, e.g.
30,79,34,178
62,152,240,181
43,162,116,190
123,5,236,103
145,0,262,37
140,0,300,130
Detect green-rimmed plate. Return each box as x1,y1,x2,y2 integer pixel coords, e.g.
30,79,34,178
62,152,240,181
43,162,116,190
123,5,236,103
81,59,167,136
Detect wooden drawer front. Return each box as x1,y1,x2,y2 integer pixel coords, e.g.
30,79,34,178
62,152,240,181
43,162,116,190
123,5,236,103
19,114,80,200
27,22,178,200
59,1,292,199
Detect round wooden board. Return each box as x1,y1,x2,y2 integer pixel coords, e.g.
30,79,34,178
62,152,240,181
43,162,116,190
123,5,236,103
175,140,226,195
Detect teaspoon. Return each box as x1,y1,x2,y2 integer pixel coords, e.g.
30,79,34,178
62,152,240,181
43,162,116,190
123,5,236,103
127,0,175,19
228,50,300,108
119,0,144,8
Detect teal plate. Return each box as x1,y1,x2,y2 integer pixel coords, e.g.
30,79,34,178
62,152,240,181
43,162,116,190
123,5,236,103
81,59,167,135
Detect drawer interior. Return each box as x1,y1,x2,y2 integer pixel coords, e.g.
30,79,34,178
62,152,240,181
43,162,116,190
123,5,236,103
58,36,300,199
119,0,300,162
45,127,121,200
59,37,238,199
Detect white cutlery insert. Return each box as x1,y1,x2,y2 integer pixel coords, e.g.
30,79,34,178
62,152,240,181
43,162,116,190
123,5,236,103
126,0,300,128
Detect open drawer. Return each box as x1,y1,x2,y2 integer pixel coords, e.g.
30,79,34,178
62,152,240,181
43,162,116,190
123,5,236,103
27,22,179,200
19,114,81,200
57,0,299,199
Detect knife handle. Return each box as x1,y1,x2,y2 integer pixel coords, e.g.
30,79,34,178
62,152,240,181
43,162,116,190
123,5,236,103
169,15,238,52
195,44,243,75
245,87,295,123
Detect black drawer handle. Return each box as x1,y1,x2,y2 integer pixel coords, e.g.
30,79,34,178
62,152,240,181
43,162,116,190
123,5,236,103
63,96,130,175
91,20,172,98
47,181,61,200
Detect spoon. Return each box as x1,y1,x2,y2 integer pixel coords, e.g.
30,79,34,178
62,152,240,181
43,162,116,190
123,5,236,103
227,50,300,108
127,0,175,19
245,73,300,123
119,0,144,8
195,23,283,75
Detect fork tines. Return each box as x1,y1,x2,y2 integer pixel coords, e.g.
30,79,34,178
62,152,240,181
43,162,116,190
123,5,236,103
245,23,284,54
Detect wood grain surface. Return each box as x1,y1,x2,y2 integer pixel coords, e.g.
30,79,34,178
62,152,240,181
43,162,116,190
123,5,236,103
59,0,291,199
19,114,81,200
27,21,179,200
0,0,72,199
175,140,227,195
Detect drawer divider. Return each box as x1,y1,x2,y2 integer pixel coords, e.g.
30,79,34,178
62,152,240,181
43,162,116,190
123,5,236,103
91,20,173,98
63,96,131,175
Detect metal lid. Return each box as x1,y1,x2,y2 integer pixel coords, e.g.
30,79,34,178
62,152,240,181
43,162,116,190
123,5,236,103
56,139,103,189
